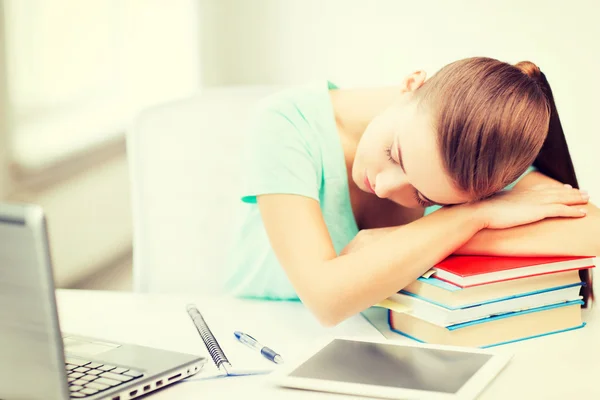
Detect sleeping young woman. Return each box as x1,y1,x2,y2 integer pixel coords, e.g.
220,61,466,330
225,57,598,326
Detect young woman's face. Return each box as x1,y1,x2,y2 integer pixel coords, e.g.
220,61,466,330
352,98,471,208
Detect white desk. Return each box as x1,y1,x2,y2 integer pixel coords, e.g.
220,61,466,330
56,290,599,399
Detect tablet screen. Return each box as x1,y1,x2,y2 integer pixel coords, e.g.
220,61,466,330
289,339,492,394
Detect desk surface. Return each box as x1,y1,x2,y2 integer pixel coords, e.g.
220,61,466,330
56,290,599,399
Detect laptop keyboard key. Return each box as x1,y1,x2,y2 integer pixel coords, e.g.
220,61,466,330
123,370,143,378
64,356,141,396
100,372,133,382
87,369,103,376
94,377,121,387
65,358,90,367
84,382,109,391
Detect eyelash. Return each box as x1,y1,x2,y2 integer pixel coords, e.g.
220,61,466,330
413,192,431,207
385,145,432,207
384,145,398,164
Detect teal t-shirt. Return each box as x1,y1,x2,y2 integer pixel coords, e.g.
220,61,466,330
224,81,357,300
224,81,536,300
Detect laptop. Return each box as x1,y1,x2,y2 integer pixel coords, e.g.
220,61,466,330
0,202,206,400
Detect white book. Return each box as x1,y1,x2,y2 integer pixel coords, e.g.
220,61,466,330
388,285,582,327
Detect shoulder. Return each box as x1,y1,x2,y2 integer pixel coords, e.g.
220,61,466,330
252,82,333,125
246,82,334,148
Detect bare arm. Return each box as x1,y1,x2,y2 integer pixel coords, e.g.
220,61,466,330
456,172,600,256
346,172,599,257
258,194,484,327
258,181,586,326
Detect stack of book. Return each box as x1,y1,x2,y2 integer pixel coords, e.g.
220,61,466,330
384,255,595,348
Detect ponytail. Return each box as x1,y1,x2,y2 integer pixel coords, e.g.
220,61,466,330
517,62,593,307
532,71,579,188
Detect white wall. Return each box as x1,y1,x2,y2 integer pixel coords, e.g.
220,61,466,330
200,0,600,198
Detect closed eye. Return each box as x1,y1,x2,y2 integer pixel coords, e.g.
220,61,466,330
413,191,433,207
385,145,398,165
387,142,448,207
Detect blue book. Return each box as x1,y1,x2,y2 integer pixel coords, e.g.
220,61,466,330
388,299,585,348
389,283,583,326
399,281,583,310
401,270,583,309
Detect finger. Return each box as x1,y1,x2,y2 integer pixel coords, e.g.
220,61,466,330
580,189,590,200
546,204,587,218
544,188,589,205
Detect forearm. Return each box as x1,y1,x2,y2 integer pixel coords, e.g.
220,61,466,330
307,204,484,326
456,204,600,256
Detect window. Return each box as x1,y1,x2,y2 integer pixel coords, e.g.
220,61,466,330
3,0,199,171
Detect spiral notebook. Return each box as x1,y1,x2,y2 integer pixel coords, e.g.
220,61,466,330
185,304,274,380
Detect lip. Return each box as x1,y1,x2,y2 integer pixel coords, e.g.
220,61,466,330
364,172,376,194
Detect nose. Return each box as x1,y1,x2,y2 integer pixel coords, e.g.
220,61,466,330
374,168,409,199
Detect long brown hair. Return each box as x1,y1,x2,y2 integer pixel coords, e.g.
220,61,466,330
416,57,593,307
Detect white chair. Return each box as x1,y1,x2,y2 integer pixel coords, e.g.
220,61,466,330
127,86,281,294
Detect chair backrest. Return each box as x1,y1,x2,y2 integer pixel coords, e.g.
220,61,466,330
127,86,281,294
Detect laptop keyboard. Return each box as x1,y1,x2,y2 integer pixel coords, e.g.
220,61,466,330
65,357,144,398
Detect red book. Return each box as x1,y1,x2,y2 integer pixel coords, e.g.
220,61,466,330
433,255,596,288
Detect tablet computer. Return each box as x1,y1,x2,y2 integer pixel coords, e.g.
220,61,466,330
273,337,511,399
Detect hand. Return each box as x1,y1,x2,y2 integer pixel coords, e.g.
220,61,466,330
474,184,589,230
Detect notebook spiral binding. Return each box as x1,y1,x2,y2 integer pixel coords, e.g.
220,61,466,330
186,304,231,371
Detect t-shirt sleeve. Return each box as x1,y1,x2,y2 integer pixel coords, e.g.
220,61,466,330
240,106,321,204
423,165,538,216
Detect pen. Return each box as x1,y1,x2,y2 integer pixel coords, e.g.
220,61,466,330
234,331,284,364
